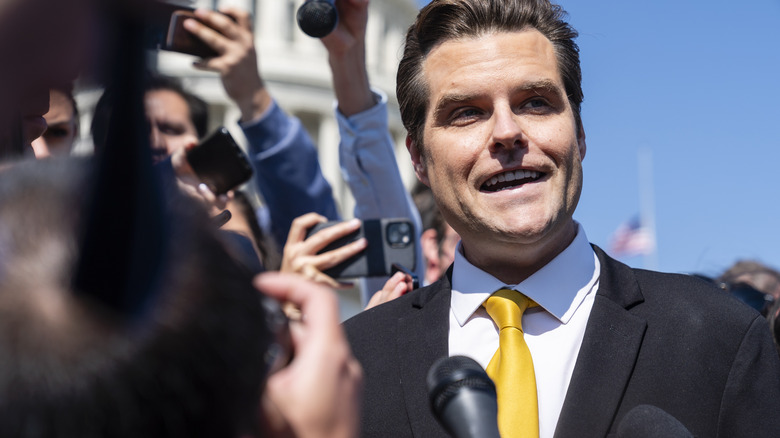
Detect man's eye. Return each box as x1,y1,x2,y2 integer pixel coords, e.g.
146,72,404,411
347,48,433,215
523,98,549,109
159,125,185,136
450,108,481,123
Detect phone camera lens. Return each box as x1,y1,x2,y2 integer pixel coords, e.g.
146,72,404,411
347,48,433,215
387,222,412,247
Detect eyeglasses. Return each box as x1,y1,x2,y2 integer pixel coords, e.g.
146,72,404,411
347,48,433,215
720,282,775,316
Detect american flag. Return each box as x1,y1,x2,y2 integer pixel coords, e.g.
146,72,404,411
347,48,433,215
609,216,655,256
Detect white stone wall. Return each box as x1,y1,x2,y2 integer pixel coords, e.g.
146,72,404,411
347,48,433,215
156,0,419,220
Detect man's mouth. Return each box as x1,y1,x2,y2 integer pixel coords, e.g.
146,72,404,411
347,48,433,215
481,169,543,192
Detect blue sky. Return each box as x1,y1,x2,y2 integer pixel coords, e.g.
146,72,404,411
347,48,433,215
413,0,780,278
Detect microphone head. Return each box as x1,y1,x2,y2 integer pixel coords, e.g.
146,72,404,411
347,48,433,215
427,355,496,416
617,405,693,438
296,0,338,38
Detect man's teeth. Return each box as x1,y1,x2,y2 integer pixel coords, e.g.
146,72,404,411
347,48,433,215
485,170,540,188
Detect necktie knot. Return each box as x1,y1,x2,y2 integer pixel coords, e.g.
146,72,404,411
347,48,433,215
484,288,532,331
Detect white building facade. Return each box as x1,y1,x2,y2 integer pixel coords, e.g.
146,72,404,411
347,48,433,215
155,0,419,218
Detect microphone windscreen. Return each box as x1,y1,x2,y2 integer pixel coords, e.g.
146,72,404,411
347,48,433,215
296,0,337,38
427,355,500,438
617,405,693,438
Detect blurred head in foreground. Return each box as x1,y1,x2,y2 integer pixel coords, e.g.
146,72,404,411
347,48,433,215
0,158,277,437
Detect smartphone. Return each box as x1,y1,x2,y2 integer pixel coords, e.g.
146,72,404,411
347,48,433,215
306,218,417,279
145,2,230,58
164,9,220,58
186,127,254,195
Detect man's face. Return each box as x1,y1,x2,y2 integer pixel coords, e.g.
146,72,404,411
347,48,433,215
31,89,78,158
144,89,199,163
410,30,586,281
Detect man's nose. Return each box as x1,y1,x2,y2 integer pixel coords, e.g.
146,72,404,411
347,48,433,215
489,105,526,152
149,125,166,151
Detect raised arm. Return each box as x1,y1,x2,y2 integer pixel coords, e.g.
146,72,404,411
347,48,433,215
321,0,424,303
185,7,340,248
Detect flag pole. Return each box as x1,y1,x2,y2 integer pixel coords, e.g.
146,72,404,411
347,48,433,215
638,148,658,270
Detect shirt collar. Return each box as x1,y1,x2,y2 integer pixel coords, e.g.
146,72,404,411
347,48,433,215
451,222,600,326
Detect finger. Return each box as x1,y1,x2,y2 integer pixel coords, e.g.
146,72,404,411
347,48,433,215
304,218,361,253
183,17,229,56
218,6,252,31
197,183,217,204
193,8,243,40
286,213,327,245
254,273,342,329
302,264,341,289
312,237,367,270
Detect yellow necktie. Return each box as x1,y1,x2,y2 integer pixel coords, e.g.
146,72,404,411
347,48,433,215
484,289,539,438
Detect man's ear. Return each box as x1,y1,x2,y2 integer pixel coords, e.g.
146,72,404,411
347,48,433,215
406,135,429,186
577,124,587,161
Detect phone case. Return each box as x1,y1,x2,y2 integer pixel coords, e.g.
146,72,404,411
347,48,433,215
164,10,219,58
185,127,254,195
306,218,417,279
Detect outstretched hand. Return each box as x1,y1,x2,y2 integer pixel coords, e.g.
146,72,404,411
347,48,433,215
281,213,367,289
184,7,271,122
364,271,414,310
255,273,362,438
320,0,369,56
320,0,374,116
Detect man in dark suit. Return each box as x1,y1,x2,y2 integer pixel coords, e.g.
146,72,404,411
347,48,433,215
344,0,780,436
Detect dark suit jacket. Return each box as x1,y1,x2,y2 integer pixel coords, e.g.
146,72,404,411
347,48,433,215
344,246,780,437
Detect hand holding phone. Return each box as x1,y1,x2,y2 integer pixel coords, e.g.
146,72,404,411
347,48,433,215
185,127,253,196
305,217,417,279
281,213,368,289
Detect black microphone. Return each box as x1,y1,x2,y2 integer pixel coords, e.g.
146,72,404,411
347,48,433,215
427,355,501,438
617,405,693,438
296,0,338,38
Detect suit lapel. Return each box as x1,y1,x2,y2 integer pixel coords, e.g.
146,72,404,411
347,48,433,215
396,273,452,438
554,246,647,438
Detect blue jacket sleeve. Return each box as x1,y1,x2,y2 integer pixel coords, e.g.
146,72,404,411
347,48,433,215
337,90,425,304
240,100,340,248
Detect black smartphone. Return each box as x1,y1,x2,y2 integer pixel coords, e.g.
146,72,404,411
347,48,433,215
186,127,254,195
145,2,229,58
164,9,220,58
306,218,416,279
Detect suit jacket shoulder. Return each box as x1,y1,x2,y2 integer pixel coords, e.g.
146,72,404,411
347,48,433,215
555,246,780,437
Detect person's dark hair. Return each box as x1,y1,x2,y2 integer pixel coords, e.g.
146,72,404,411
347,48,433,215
0,158,272,437
232,190,282,271
397,0,582,151
144,73,209,139
716,260,780,317
91,73,209,152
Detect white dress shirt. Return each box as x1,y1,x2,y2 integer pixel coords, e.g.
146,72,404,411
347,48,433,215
449,223,600,438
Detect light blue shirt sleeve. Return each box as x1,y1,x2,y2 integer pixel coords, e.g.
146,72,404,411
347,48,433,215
240,100,340,248
336,90,425,304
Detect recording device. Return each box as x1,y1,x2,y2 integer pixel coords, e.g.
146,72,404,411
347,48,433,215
616,405,693,438
305,218,416,279
146,2,232,58
165,9,218,58
186,127,254,196
296,0,338,38
427,355,500,438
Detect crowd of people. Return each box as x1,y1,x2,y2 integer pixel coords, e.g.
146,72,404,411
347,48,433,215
1,0,779,437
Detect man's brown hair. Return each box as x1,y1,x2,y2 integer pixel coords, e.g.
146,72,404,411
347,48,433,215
397,0,583,150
